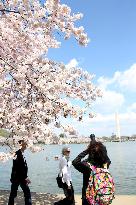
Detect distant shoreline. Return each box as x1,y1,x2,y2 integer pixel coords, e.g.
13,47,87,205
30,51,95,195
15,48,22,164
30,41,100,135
0,139,136,147
36,138,136,144
1,131,136,146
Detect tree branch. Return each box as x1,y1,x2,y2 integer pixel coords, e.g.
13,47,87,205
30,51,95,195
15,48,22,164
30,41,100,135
0,9,20,14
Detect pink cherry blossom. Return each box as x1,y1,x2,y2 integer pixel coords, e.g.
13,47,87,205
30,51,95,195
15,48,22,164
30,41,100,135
0,0,102,160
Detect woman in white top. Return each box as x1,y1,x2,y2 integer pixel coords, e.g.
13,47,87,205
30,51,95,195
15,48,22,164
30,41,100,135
54,147,75,205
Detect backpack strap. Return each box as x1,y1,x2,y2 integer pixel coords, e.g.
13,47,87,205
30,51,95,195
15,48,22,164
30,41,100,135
86,162,97,172
87,162,108,170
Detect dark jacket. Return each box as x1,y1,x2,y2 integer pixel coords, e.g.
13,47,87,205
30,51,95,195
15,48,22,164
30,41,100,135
72,150,111,205
11,149,28,182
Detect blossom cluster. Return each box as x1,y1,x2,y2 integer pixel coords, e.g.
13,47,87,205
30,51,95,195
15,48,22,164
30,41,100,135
0,0,89,67
0,0,101,160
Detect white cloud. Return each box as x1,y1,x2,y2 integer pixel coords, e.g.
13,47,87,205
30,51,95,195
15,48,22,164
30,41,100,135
56,62,136,137
94,112,136,123
127,102,136,112
66,58,79,68
118,64,136,92
97,71,120,89
81,63,136,136
97,64,136,92
94,89,125,114
78,112,136,137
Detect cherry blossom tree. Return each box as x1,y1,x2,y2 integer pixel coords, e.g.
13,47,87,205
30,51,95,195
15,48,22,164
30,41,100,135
0,0,102,161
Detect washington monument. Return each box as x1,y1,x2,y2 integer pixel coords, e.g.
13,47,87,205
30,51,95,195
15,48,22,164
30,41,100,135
115,112,121,141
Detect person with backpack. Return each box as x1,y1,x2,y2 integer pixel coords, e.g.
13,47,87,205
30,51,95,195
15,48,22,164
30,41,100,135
72,141,114,205
54,147,75,205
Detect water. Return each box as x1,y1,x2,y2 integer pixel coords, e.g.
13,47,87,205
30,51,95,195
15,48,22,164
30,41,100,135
0,142,136,195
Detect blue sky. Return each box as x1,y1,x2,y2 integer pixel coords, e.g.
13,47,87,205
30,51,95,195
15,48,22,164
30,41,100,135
44,0,136,137
47,0,136,75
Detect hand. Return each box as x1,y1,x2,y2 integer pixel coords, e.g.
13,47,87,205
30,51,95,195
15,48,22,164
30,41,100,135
25,178,31,185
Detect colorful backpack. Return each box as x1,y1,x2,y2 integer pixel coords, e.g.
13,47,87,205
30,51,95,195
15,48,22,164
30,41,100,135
86,163,115,205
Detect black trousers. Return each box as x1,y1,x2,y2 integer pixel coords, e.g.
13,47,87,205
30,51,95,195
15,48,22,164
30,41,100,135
54,182,75,205
82,188,90,205
82,197,90,205
8,180,32,205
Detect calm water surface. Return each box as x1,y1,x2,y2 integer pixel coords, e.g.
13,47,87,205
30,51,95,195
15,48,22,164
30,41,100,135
0,142,136,195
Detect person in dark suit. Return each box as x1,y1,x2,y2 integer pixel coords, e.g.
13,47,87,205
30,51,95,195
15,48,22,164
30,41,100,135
8,140,32,205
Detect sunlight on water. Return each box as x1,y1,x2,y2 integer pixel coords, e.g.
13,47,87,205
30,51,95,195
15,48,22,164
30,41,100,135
0,142,136,194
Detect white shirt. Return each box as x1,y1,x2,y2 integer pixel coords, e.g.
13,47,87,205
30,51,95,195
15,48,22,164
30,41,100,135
59,156,72,186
